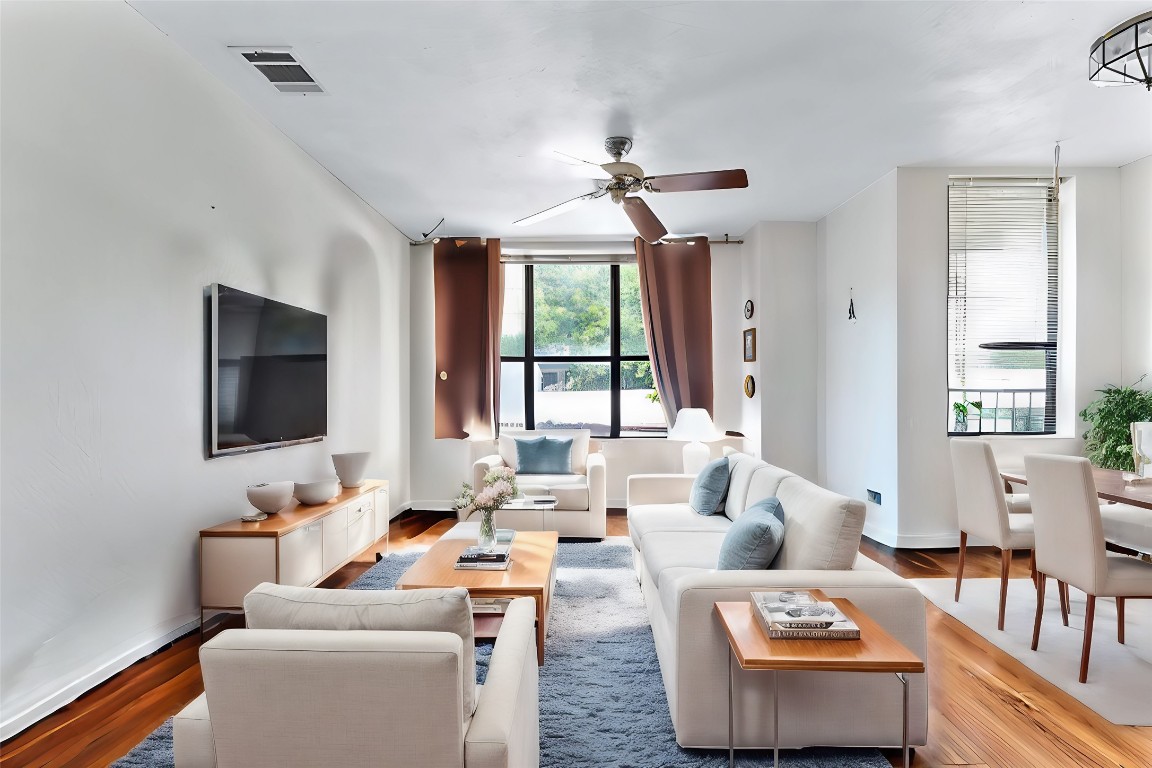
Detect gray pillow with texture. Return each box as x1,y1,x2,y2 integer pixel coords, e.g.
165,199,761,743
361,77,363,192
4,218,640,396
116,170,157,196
717,497,785,570
689,456,730,515
515,435,574,474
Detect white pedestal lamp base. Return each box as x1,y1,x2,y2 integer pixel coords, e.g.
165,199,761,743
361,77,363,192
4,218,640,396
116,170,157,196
683,441,710,475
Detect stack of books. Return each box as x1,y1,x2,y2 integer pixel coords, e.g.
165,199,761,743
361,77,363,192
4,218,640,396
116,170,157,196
750,590,861,640
454,544,512,570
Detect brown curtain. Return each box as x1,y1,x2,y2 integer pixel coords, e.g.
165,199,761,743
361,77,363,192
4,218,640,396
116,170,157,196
433,237,502,439
635,237,714,423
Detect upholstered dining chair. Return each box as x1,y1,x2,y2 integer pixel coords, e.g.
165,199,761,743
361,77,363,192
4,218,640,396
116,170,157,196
1024,454,1152,684
950,438,1034,631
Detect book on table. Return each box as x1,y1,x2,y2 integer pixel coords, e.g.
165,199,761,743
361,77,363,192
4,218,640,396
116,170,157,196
455,543,512,570
749,590,861,640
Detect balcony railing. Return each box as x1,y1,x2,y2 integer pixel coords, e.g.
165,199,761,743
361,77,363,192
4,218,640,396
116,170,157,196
948,388,1052,435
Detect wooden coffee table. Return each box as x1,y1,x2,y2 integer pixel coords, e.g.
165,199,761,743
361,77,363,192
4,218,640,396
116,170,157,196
714,590,924,768
395,530,559,665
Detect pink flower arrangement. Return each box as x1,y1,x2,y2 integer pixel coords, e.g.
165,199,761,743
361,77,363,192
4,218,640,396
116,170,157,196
452,466,519,518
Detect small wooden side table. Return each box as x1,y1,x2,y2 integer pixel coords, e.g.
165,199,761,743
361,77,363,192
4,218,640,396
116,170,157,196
714,590,924,768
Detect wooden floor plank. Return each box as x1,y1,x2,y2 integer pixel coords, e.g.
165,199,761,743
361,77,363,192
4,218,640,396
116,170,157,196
3,512,1149,768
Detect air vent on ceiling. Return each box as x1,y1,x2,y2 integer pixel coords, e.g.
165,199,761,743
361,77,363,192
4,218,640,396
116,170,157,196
233,47,323,94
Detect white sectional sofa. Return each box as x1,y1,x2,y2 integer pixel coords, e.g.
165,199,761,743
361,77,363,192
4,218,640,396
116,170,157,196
627,452,928,750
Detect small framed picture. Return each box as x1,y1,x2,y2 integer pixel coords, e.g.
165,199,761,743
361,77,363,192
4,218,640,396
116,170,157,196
743,328,757,362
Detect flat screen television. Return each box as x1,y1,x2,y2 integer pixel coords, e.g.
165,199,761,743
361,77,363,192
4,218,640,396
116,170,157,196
207,283,327,458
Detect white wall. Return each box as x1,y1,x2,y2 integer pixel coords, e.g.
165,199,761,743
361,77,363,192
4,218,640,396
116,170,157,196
0,2,410,738
817,171,900,542
1120,155,1152,384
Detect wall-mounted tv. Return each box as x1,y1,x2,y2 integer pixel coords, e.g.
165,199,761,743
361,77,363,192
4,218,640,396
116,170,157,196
207,284,327,458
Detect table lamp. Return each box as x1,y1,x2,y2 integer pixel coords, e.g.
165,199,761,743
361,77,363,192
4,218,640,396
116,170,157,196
668,408,720,474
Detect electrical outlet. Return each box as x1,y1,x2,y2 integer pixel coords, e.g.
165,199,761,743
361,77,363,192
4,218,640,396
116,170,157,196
867,489,882,505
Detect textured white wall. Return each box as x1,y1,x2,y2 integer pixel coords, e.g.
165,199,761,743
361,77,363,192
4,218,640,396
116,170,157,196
818,171,901,542
1120,155,1152,385
0,2,409,738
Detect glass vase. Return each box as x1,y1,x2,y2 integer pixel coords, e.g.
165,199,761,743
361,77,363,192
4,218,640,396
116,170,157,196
478,509,496,552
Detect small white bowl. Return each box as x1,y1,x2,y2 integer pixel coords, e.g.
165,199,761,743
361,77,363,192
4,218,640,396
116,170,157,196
331,451,371,488
246,481,294,517
293,479,340,506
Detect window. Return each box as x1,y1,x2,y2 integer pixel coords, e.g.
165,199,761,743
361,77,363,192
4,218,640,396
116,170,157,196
947,179,1059,435
499,262,666,437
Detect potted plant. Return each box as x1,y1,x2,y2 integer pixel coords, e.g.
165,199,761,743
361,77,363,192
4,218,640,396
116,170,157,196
1080,376,1152,471
953,399,982,433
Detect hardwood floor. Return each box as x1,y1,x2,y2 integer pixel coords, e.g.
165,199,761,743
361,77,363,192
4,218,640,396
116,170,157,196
2,512,1149,767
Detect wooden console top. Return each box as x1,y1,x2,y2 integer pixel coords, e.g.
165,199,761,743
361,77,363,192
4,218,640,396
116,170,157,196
201,479,387,537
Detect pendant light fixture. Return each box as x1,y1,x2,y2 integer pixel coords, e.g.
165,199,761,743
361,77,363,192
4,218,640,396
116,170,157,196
1089,10,1152,90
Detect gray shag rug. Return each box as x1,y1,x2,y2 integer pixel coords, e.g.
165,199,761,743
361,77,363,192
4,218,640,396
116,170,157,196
115,539,889,767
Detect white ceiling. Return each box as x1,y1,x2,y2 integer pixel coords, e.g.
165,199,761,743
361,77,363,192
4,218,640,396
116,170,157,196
130,0,1152,241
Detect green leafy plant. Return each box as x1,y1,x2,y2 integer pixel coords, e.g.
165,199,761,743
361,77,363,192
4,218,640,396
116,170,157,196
952,399,982,431
1080,376,1152,471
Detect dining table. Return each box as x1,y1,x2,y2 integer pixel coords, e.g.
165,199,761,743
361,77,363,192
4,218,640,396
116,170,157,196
1001,466,1152,562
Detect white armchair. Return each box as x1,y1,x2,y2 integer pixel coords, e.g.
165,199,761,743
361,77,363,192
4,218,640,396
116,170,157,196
470,429,606,538
173,586,540,768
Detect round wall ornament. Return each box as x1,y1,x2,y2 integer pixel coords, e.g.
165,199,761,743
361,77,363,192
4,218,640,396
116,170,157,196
744,299,754,319
744,375,756,398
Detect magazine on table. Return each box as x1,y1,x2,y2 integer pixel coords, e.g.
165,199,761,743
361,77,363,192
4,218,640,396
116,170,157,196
454,558,512,571
750,590,861,640
457,543,511,563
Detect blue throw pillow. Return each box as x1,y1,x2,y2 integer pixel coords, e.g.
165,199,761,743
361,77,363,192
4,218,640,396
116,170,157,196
717,497,786,570
689,457,730,516
515,436,573,474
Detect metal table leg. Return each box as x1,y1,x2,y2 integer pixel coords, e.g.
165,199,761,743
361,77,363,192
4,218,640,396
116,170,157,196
728,649,734,768
897,672,910,768
772,670,779,768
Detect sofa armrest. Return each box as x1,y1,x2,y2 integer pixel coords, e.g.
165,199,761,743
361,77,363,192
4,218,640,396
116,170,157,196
627,474,696,506
173,692,216,768
586,453,607,536
465,598,540,768
470,454,508,520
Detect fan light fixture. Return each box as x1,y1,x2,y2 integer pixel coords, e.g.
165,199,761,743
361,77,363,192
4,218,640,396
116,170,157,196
1089,10,1152,90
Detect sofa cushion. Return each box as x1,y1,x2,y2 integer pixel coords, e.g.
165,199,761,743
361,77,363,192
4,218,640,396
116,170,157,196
732,463,794,522
243,583,477,717
716,498,785,570
499,429,590,473
627,503,734,550
689,457,730,515
772,476,866,570
515,435,573,474
548,483,588,510
514,474,588,510
641,530,728,584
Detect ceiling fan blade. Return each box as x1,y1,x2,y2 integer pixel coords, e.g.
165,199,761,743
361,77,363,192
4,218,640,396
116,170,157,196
621,196,668,243
645,169,748,193
513,189,605,227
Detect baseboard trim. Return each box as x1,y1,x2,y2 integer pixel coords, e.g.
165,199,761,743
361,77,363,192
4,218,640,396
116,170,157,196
0,615,201,741
863,522,962,550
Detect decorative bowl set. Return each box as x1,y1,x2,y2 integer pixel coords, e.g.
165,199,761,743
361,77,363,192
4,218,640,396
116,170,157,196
242,452,371,521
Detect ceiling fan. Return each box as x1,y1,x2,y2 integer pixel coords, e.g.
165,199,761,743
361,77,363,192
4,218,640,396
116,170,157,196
513,137,748,243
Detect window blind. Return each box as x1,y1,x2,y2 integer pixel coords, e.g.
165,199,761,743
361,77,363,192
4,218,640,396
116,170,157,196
947,181,1059,434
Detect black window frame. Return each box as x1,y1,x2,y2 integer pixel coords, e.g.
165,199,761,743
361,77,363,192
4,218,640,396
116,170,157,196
500,263,660,438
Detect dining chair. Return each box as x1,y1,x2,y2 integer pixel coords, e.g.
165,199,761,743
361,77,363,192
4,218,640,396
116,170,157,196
1024,454,1152,683
950,438,1035,631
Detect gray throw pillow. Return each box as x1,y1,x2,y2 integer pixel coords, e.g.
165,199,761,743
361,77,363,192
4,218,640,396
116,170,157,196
515,435,573,474
689,456,730,515
717,497,785,570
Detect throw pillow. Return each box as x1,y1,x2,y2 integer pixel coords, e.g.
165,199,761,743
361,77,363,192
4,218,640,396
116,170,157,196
717,497,786,570
515,435,573,474
243,583,477,716
689,456,730,515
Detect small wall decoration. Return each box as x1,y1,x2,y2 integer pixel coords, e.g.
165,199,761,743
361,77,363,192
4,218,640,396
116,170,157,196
744,299,755,319
744,375,756,398
743,328,757,362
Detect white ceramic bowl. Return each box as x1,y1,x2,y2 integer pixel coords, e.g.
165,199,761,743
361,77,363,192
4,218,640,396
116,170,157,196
246,481,294,515
331,451,371,488
293,480,340,506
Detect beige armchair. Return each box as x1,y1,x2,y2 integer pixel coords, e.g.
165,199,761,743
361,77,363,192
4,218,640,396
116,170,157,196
471,428,606,538
173,586,540,768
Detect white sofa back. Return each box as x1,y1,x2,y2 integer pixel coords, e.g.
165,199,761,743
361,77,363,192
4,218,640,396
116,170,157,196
497,429,592,473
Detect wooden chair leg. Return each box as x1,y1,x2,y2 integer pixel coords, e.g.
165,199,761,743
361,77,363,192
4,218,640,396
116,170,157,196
954,531,967,602
1079,595,1096,684
1117,597,1125,644
1031,573,1046,651
1057,580,1069,626
1028,549,1037,586
998,548,1012,631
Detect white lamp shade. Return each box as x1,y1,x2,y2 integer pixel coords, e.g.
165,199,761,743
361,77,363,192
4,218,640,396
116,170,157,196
667,408,720,442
